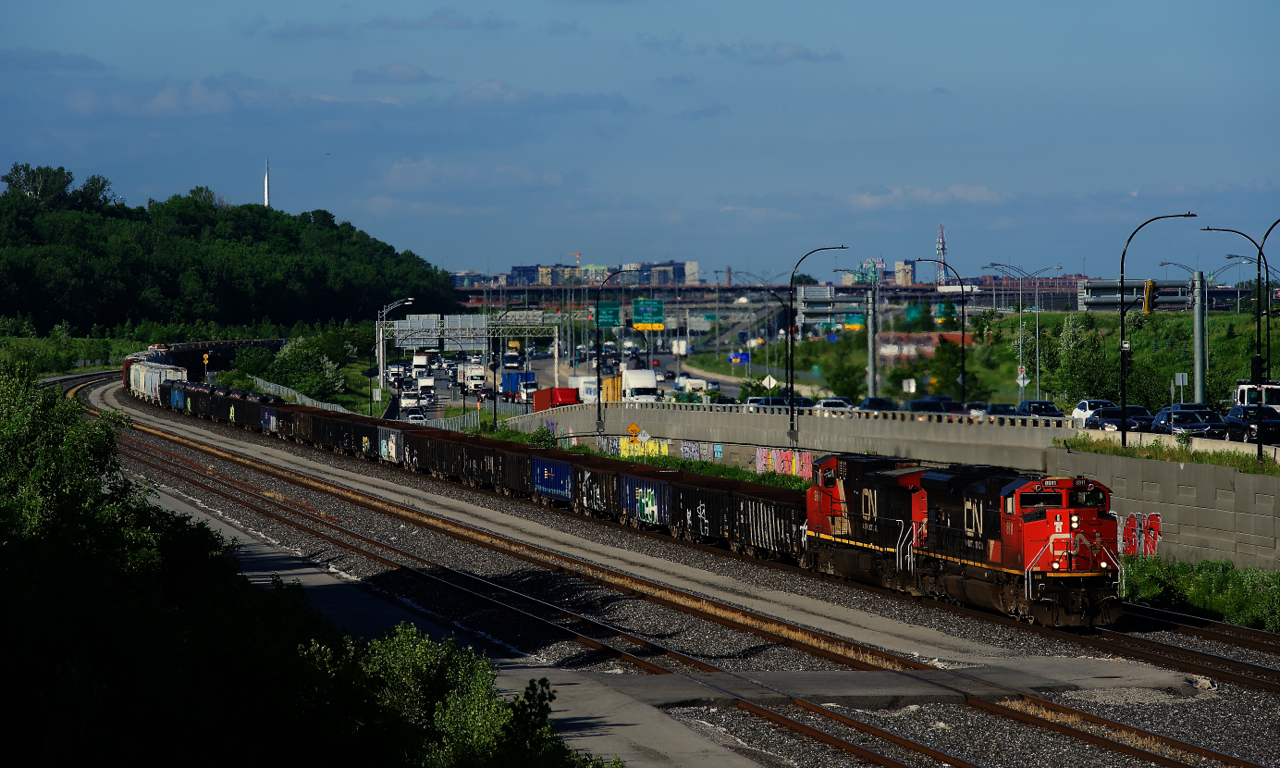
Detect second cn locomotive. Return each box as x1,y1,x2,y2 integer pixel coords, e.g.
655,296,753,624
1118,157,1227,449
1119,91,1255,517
805,454,1121,627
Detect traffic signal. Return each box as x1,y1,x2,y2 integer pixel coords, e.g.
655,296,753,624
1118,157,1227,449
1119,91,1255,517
1120,348,1133,379
1252,354,1264,383
203,353,209,364
1142,280,1157,315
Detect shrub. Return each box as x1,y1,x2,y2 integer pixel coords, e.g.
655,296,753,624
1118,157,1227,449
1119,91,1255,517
1123,554,1280,633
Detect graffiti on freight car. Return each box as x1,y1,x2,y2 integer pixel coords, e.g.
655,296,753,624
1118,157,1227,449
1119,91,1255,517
1121,512,1162,556
755,448,813,477
579,472,610,514
637,487,660,523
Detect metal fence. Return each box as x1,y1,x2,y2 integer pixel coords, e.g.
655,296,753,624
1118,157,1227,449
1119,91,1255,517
252,376,353,414
424,410,483,431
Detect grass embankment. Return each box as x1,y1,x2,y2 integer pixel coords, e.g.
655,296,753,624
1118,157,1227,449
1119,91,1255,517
3,361,620,766
467,425,809,490
0,335,146,374
1123,555,1280,633
1056,433,1280,478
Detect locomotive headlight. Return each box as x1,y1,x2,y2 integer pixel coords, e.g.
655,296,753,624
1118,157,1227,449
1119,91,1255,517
1051,561,1061,570
1070,514,1079,530
1100,561,1109,569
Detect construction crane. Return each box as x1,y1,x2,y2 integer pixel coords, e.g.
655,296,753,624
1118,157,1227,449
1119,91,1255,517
568,250,581,267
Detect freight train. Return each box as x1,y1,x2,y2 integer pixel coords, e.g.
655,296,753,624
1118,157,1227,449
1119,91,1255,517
121,352,1121,627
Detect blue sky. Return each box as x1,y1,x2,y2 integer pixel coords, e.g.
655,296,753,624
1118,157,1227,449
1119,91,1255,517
3,1,1278,282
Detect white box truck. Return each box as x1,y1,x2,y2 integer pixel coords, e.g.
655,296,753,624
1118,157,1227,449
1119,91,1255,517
621,369,661,402
568,375,599,404
463,364,486,393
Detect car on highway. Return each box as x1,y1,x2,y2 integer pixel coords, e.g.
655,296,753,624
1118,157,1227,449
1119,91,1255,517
407,413,427,425
903,400,946,413
706,380,721,391
1016,400,1065,417
663,370,676,381
1169,402,1213,413
1150,409,1220,439
1226,406,1280,443
1084,407,1141,433
985,403,1019,416
813,398,852,412
1071,399,1116,420
714,396,738,405
855,397,898,411
942,401,968,414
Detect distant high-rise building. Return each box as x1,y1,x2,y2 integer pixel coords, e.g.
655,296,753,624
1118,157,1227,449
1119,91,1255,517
894,260,916,286
684,260,700,284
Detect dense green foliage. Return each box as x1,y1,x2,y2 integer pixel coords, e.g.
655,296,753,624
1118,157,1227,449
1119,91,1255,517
1123,555,1280,633
473,425,809,489
0,162,455,335
0,363,618,765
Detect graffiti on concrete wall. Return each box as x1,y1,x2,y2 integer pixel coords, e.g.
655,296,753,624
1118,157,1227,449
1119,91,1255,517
1121,512,1162,555
679,440,720,462
755,447,813,478
619,439,670,459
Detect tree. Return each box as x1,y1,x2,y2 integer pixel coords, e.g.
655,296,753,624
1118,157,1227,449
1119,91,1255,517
792,273,818,285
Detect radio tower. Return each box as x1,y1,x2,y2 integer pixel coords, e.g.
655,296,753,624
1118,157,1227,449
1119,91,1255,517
264,157,270,208
935,223,947,285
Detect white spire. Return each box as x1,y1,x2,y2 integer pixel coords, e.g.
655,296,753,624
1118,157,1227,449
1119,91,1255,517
264,157,270,208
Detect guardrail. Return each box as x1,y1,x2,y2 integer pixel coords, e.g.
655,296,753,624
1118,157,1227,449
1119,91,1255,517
509,401,1081,430
251,376,353,414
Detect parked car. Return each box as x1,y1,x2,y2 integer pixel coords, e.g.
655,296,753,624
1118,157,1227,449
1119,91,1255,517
855,396,898,411
942,401,968,414
1197,411,1228,440
407,413,427,425
965,401,989,416
1084,407,1141,433
1226,406,1280,443
1150,409,1214,437
903,400,946,413
788,396,815,408
1016,400,1065,417
921,394,954,403
714,396,738,405
986,403,1019,416
1169,402,1212,412
1071,399,1116,420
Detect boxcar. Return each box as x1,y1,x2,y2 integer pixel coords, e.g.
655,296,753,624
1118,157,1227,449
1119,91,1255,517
731,486,808,561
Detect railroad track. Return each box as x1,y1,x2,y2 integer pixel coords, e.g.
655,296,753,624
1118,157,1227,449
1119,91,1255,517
79,379,1265,768
1122,603,1280,657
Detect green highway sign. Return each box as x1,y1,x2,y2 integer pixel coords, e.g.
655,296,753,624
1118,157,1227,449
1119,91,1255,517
703,313,717,322
633,299,665,331
596,301,621,328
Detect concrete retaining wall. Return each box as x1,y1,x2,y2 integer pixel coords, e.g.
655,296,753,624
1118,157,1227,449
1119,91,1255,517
509,402,1077,472
1049,448,1279,570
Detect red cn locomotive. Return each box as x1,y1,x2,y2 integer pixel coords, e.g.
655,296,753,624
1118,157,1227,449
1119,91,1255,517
804,454,1121,627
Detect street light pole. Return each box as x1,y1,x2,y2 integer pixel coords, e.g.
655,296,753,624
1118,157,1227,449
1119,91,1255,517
377,296,414,415
986,264,1060,401
788,246,848,445
1160,260,1209,404
916,258,968,402
596,269,640,433
1205,218,1280,465
1117,213,1196,447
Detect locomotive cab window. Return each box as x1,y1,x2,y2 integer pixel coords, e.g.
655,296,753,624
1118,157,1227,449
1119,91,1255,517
1019,491,1062,509
1069,489,1106,508
821,467,836,488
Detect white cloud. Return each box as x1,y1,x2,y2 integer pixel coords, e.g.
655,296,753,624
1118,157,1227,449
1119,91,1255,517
847,185,1009,211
